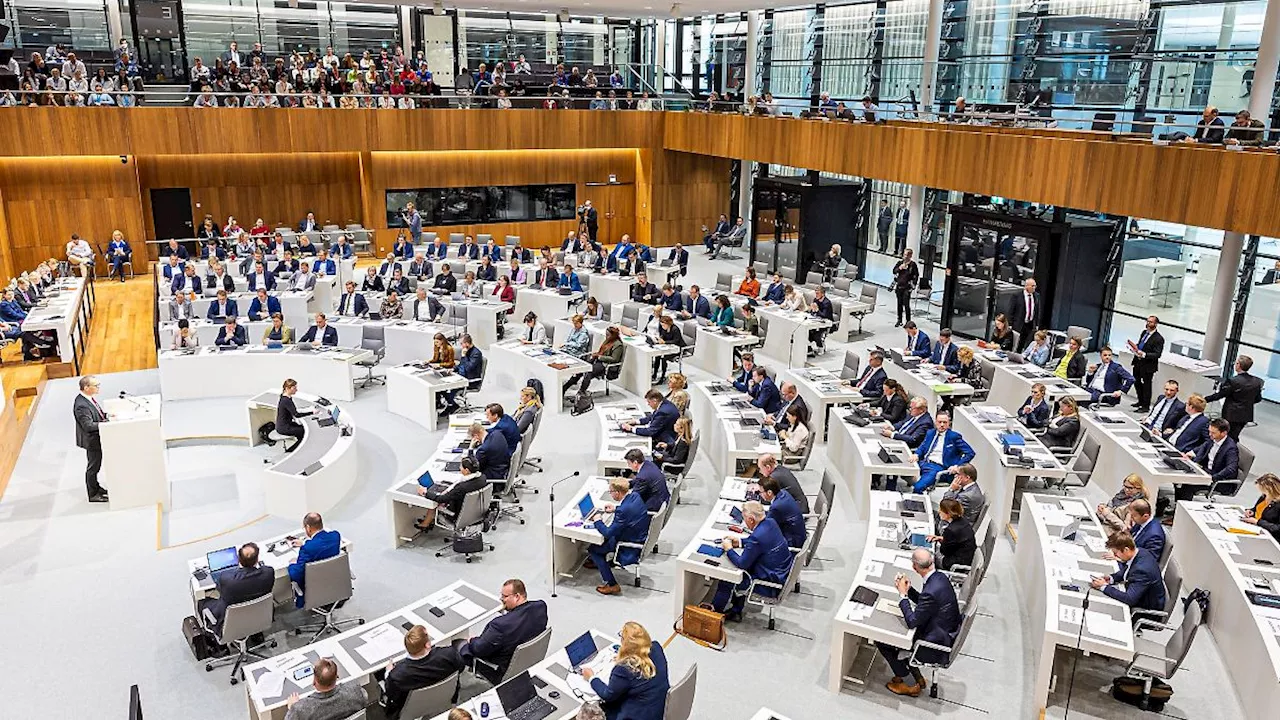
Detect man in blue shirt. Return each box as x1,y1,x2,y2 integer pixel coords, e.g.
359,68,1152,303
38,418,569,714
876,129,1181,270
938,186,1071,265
288,512,342,608
621,448,670,513
709,501,793,621
911,412,975,493
586,478,651,596
558,263,583,292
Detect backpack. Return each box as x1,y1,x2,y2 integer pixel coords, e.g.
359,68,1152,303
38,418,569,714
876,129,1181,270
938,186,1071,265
571,390,594,416
525,378,545,403
257,422,277,446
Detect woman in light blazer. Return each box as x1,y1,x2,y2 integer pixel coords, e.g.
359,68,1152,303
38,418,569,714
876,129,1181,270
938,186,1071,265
261,313,294,345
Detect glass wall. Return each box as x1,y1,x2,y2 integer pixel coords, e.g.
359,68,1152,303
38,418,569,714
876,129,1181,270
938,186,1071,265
4,0,111,52
179,0,400,65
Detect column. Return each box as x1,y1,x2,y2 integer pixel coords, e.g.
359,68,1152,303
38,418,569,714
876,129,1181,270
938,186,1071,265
1249,0,1280,120
545,15,558,63
1203,232,1244,362
745,11,760,97
920,0,944,113
654,20,667,93
400,7,414,55
106,0,125,46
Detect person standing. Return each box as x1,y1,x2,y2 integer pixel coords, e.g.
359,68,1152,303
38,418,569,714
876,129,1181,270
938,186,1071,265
1204,355,1264,441
876,199,893,251
1008,278,1040,345
73,375,110,503
893,199,910,254
1126,315,1164,413
892,249,919,327
402,202,422,245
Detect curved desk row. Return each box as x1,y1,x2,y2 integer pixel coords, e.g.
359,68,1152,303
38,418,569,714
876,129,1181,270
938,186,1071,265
159,317,454,367
673,476,753,619
688,380,780,478
550,317,681,397
159,345,374,401
246,390,357,520
825,407,919,520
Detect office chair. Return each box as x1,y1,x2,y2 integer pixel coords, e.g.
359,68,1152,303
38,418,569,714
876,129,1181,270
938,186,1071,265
840,350,861,381
714,272,733,293
804,271,823,287
781,422,815,471
940,548,985,612
470,627,553,685
1133,559,1182,625
455,357,488,413
908,602,978,699
609,504,666,588
355,324,386,388
620,303,641,330
1121,594,1207,710
496,452,526,525
743,536,808,629
661,430,699,523
435,485,494,562
1045,433,1098,492
292,553,365,642
203,593,277,684
1204,443,1253,501
397,672,460,720
664,664,698,720
802,470,836,566
847,285,878,335
519,410,545,475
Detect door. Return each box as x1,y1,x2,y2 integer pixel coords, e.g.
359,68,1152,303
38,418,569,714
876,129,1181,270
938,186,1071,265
948,222,1042,340
131,0,188,83
150,188,194,246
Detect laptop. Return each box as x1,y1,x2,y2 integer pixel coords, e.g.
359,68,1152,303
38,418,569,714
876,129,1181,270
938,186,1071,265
877,446,897,463
902,498,926,514
317,405,340,427
295,341,314,351
578,494,602,522
1060,516,1081,542
206,546,238,583
1005,352,1027,365
495,671,557,720
659,258,673,267
564,632,598,671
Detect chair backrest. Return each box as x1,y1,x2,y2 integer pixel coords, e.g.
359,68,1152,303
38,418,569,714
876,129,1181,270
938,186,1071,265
477,233,493,245
362,323,385,343
449,233,465,244
979,360,997,387
820,470,836,512
947,604,980,665
861,285,878,306
680,319,698,347
502,626,554,682
1158,530,1175,572
505,235,521,246
341,710,366,720
398,672,460,720
715,272,732,291
805,271,823,287
841,350,861,380
219,592,275,643
553,251,565,265
1164,595,1206,671
752,261,768,276
518,426,535,468
423,232,438,244
302,552,354,611
833,277,852,296
959,548,985,607
1237,444,1256,482
1073,434,1101,481
664,663,698,720
645,502,668,553
684,431,701,479
979,515,998,578
1066,325,1092,350
621,304,640,329
1163,559,1183,613
453,484,493,530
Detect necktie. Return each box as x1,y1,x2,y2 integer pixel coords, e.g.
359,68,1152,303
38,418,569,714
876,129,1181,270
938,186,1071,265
1151,397,1167,426
1025,293,1032,320
92,397,105,419
1138,331,1148,349
927,432,940,459
857,367,873,389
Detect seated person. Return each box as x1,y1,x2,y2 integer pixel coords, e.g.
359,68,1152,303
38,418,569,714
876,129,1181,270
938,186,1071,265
387,267,411,296
167,292,195,321
1022,330,1053,367
1164,393,1210,452
284,658,366,720
623,390,679,449
629,272,659,304
335,281,368,317
807,287,835,352
298,313,338,346
585,478,651,596
429,332,456,368
171,320,200,349
1142,380,1186,432
620,447,670,513
736,267,760,298
378,626,464,720
476,256,497,282
247,288,280,321
514,387,543,433
845,349,888,398
392,234,413,260
731,353,755,393
289,261,317,291
206,289,238,321
198,542,274,637
312,250,337,277
583,622,670,720
1124,498,1166,558
453,578,549,684
433,263,458,293
409,287,443,323
903,321,931,358
1016,383,1052,429
1097,474,1151,535
1242,474,1280,543
273,251,299,277
261,313,293,345
875,549,962,698
1089,532,1167,612
470,422,510,481
1052,335,1088,380
707,501,793,621
443,335,483,413
558,263,583,292
414,456,487,530
911,412,975,493
679,285,711,320
1084,345,1134,406
777,405,811,465
762,272,786,304
940,464,985,527
929,499,976,571
571,326,625,396
1176,418,1238,502
759,476,806,549
979,312,1016,352
485,403,522,459
747,366,782,414
653,417,692,473
929,328,961,373
757,453,810,514
287,512,341,608
378,252,402,278
172,265,202,296
408,252,433,281
215,316,248,347
879,397,934,453
519,312,547,344
1041,397,1081,449
711,295,735,327
361,266,385,292
866,379,910,424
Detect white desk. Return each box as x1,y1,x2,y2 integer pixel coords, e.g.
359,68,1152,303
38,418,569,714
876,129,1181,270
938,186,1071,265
828,490,935,691
244,580,501,720
689,381,781,478
887,359,974,413
1173,501,1280,720
1080,409,1211,496
1015,493,1131,716
183,290,311,328
159,345,373,402
757,305,832,369
749,710,794,720
826,408,918,520
100,394,169,511
441,297,512,349
385,364,469,430
1119,257,1184,309
488,340,592,414
673,479,753,619
595,401,652,475
514,286,585,323
978,352,1092,412
22,276,90,369
783,366,866,440
187,529,353,607
548,475,614,588
1115,349,1220,401
247,391,357,520
551,317,681,397
691,325,760,378
384,413,494,548
954,405,1066,533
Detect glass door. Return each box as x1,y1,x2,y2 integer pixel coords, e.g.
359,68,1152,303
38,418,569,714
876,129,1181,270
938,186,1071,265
950,222,1042,339
131,0,187,83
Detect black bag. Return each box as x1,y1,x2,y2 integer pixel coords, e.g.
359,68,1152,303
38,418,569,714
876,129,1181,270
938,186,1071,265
452,532,486,554
525,377,545,403
1110,675,1172,711
258,422,278,446
182,615,218,661
571,390,594,416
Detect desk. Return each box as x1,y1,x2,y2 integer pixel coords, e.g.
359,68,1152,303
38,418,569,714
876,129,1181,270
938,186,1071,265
887,359,973,413
757,306,832,369
244,580,501,720
247,390,357,520
22,276,91,370
673,478,753,618
187,529,353,607
514,286,585,323
1173,501,1280,720
1114,349,1219,401
595,401,652,475
159,345,374,402
385,364,469,430
826,408,918,520
1015,493,1131,716
384,414,495,548
978,352,1092,411
488,340,592,414
1079,409,1211,496
828,490,934,691
549,475,614,588
551,317,681,397
184,290,311,328
440,297,512,349
954,405,1066,532
689,380,781,478
783,366,865,440
99,394,169,511
691,325,760,378
589,267,682,310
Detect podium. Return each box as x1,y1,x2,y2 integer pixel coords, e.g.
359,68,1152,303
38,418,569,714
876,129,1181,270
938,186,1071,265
101,394,170,511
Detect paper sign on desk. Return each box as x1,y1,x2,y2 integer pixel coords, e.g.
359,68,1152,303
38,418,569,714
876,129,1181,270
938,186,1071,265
1051,540,1089,558
425,588,465,609
452,598,487,621
846,603,875,622
864,561,886,577
892,555,913,570
876,597,905,617
1085,611,1130,642
1059,605,1082,626
256,669,287,697
1081,535,1106,553
1213,538,1242,556
354,625,405,665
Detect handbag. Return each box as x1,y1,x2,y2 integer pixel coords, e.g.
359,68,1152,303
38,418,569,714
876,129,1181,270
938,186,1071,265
674,604,727,650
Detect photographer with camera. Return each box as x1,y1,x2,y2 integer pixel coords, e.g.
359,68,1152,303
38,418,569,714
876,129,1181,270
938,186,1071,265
400,202,422,245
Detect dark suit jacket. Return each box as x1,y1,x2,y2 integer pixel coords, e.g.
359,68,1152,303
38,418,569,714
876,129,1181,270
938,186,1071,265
930,341,960,373
1168,413,1210,453
1192,116,1226,144
476,430,510,480
208,273,236,293
870,393,908,424
457,243,480,260
426,474,488,515
906,331,932,358
1104,548,1166,611
767,488,807,549
1205,372,1264,426
299,324,338,346
387,277,411,295
938,516,977,571
1130,329,1164,374
591,641,669,720
630,460,670,513
1041,415,1080,449
851,365,887,397
1194,436,1240,483
73,394,106,450
914,429,976,468
892,412,935,448
246,271,275,292
533,267,559,289
728,516,792,592
1007,290,1041,333
433,273,457,293
1143,395,1186,432
206,299,239,320
900,571,963,664
247,296,281,321
1051,349,1088,380
1084,362,1135,397
336,292,369,317
215,325,248,346
683,294,711,319
1130,519,1166,559
276,394,306,435
408,260,432,278
205,564,274,637
1017,398,1052,429
593,492,650,566
773,394,809,432
1248,496,1280,541
287,530,342,606
456,599,548,683
630,282,658,304
750,376,782,414
770,466,810,514
171,274,202,295
634,400,680,447
382,648,464,720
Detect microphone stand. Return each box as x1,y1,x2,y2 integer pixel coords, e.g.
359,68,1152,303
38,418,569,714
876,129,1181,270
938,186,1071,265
118,391,147,413
550,470,583,598
1062,584,1092,719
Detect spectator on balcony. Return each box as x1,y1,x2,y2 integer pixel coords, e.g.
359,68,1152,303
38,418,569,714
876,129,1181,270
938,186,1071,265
221,41,243,69
610,68,624,88
585,69,599,88
27,52,49,81
636,92,654,111
492,64,507,88
496,89,512,110
1225,109,1265,146
1187,106,1226,144
67,70,88,105
113,38,132,65
553,63,569,86
193,86,218,108
473,62,493,95
61,52,86,81
46,67,66,95
590,91,608,111
190,58,211,92
514,54,532,75
569,66,584,86
91,68,113,92
88,84,115,106
818,91,837,110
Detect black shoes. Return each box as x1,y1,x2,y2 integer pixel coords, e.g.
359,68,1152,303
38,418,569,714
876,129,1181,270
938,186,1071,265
89,492,109,503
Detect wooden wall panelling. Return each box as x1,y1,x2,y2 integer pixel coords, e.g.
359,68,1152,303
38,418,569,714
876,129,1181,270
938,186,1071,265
0,186,12,281
638,149,731,249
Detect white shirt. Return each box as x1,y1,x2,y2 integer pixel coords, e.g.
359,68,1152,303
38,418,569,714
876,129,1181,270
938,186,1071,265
1023,292,1034,321
926,431,946,465
290,271,311,291
68,240,93,258
1147,395,1176,428
1090,362,1110,391
1169,412,1199,444
1206,436,1225,468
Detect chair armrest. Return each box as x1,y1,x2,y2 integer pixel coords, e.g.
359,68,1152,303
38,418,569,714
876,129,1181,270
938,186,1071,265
907,638,955,667
1130,609,1169,625
941,565,972,580
1133,617,1172,636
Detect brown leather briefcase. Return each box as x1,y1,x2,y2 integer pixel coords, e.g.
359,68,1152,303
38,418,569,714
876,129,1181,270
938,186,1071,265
675,604,727,649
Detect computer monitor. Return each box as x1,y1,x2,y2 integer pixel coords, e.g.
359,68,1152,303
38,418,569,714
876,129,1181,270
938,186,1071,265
206,546,238,574
330,405,341,423
564,632,597,669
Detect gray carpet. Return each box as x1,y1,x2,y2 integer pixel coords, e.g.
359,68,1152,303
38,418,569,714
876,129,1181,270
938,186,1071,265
0,250,1264,719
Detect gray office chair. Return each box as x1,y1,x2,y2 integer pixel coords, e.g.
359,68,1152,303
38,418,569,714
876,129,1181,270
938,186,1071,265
344,225,372,255
553,251,566,265
620,303,641,330
435,484,494,562
676,320,697,373
1047,433,1098,492
422,231,439,244
662,431,700,525
752,261,768,277
831,276,853,296
610,504,666,588
714,272,733,293
664,663,698,720
803,470,837,566
472,626,553,684
1134,558,1182,625
744,536,808,629
520,410,545,475
356,324,386,388
505,235,521,247
978,516,998,585
847,285,878,335
1122,594,1207,710
941,548,985,613
1207,442,1253,500
455,357,488,413
204,593,277,684
781,422,814,471
805,271,823,287
477,233,493,246
397,672,459,720
908,602,978,698
449,233,465,244
293,553,365,642
496,447,527,525
718,232,744,260
840,350,861,381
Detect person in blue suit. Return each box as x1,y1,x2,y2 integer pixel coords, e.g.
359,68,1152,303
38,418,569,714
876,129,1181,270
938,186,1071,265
443,335,483,414
469,421,510,481
205,289,239,320
201,239,226,262
299,313,339,346
392,234,413,260
485,403,521,460
759,476,806,549
335,282,369,318
625,390,679,448
659,285,683,312
312,249,337,277
621,448,670,513
162,238,190,261
903,321,932,359
703,214,730,252
881,398,934,450
482,238,503,263
1177,418,1239,501
106,230,131,282
457,236,481,260
929,328,961,373
161,255,185,284
558,264,583,292
763,272,786,304
586,478,651,595
679,285,712,320
731,353,755,393
246,261,275,292
247,288,281,321
667,243,689,276
846,350,888,398
214,316,248,346
453,579,549,684
584,622,669,720
331,235,354,260
1016,383,1052,429
1164,393,1210,453
608,235,635,270
1142,380,1186,432
876,548,962,697
1125,499,1165,559
0,289,27,325
1091,532,1166,612
911,412,975,493
748,367,782,414
427,237,449,260
288,512,342,608
709,501,793,620
171,265,202,295
1083,346,1135,405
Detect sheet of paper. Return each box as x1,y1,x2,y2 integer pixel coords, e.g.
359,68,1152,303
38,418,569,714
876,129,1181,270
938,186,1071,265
255,669,286,697
1051,540,1088,558
876,597,904,617
892,555,913,570
425,588,465,609
566,670,599,700
863,561,885,577
452,598,487,621
1059,605,1082,626
1082,535,1106,553
1267,617,1280,636
354,625,405,665
1085,610,1130,642
1213,538,1242,556
846,603,875,621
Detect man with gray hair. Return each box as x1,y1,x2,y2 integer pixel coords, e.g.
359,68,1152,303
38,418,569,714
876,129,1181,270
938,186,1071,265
874,548,962,698
73,375,109,502
575,703,606,720
756,453,809,514
763,381,808,432
940,463,985,527
707,500,793,621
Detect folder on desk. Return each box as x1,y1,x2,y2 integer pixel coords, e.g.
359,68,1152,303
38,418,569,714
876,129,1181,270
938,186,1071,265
697,543,725,557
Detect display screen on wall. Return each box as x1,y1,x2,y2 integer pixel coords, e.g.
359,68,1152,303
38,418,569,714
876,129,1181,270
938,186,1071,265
387,184,576,227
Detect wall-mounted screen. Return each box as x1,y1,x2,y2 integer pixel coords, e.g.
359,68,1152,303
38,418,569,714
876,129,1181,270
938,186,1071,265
387,184,576,227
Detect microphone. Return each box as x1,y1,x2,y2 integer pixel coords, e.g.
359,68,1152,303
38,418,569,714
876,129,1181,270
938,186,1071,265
550,470,583,598
1062,584,1093,719
118,390,146,412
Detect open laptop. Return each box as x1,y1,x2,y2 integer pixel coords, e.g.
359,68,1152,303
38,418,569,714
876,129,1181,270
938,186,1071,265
206,546,239,583
1005,352,1027,365
578,494,602,522
1060,516,1082,542
565,631,598,671
902,498,927,514
495,672,556,720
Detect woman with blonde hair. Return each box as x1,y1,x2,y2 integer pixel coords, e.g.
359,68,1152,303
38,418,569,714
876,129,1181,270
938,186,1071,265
666,373,687,392
1096,473,1150,534
582,621,669,718
666,388,690,416
1243,473,1280,542
515,385,543,433
654,416,692,472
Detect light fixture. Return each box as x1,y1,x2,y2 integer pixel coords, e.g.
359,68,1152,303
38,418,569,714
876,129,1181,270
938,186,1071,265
670,2,682,17
433,0,445,15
